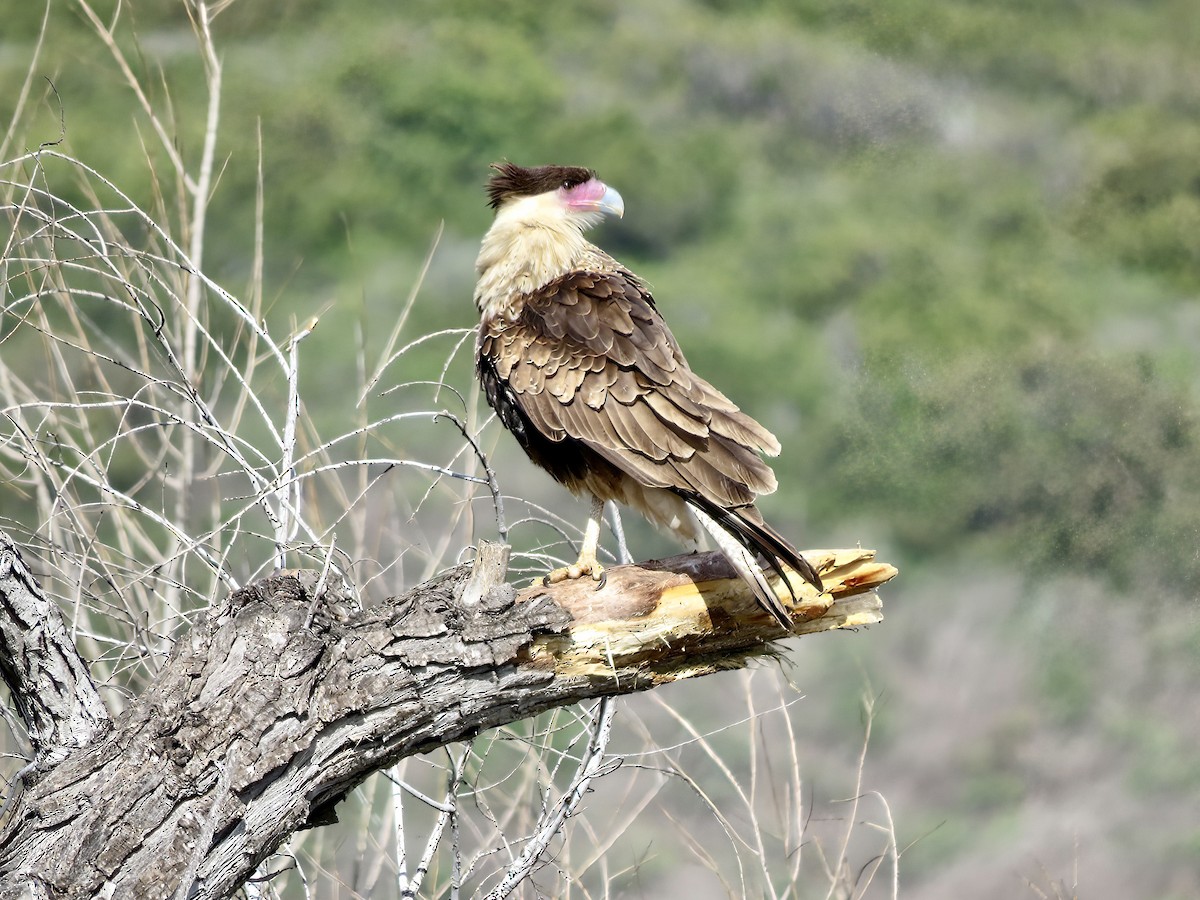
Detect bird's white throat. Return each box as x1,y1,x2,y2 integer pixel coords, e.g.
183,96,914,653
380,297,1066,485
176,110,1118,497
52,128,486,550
474,193,604,322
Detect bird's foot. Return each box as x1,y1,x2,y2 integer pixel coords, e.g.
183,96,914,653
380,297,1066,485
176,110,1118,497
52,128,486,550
537,559,607,591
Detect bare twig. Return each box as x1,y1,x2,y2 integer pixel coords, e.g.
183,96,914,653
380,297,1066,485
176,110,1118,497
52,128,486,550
0,4,52,161
434,411,507,539
482,699,619,900
278,317,317,568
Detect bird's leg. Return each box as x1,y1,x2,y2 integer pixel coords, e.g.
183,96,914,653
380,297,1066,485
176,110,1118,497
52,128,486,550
542,495,607,590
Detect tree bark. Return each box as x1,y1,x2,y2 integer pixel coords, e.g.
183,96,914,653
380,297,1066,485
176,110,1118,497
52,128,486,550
0,538,893,900
0,533,110,763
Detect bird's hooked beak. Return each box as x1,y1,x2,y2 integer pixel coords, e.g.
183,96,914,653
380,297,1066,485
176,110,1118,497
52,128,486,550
562,178,624,219
594,183,624,219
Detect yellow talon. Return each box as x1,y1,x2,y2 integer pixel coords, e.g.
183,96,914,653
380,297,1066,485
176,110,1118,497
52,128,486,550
536,496,608,591
539,557,606,590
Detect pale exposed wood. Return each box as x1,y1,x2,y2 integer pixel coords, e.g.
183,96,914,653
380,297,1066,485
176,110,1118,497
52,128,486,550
522,547,892,682
0,541,892,900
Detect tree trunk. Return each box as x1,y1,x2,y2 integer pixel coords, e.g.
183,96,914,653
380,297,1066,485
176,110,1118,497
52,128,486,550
0,534,893,900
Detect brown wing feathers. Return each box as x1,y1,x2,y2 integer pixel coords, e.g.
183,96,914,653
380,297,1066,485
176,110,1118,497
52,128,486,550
478,269,822,597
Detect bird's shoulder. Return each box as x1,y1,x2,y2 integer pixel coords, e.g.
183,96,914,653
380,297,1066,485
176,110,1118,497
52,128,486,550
494,264,672,350
531,264,659,320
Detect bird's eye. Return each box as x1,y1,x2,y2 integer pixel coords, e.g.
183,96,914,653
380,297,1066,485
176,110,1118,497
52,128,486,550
562,179,575,189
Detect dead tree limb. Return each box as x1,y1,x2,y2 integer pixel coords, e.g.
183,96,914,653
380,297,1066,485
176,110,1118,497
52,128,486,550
0,538,893,900
0,532,110,764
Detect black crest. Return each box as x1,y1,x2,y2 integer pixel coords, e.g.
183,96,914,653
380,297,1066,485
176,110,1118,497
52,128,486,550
486,162,596,209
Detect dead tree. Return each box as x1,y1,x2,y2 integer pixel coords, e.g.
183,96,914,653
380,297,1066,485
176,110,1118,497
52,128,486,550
0,530,892,900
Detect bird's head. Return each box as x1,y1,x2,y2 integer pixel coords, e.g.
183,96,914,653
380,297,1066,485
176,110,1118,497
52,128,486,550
485,162,624,232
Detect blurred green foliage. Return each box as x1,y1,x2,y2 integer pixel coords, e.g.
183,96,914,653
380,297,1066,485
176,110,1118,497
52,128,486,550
3,0,1198,601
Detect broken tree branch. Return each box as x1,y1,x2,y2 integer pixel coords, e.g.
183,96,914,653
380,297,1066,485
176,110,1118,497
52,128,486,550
0,540,893,900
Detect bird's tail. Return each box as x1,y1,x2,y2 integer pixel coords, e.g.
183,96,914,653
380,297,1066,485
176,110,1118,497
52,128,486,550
686,497,823,630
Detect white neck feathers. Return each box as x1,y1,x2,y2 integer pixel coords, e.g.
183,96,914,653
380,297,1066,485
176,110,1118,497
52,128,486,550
474,193,600,322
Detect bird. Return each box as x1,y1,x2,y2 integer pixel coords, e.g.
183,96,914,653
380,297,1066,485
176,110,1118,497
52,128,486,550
473,162,822,628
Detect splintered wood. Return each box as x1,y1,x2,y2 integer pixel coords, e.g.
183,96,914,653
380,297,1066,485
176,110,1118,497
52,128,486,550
517,548,895,683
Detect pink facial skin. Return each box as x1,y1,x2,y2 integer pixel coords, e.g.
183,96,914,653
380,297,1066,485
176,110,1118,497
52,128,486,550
560,179,625,218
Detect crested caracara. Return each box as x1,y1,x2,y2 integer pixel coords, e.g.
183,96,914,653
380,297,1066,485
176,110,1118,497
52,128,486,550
474,162,822,628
